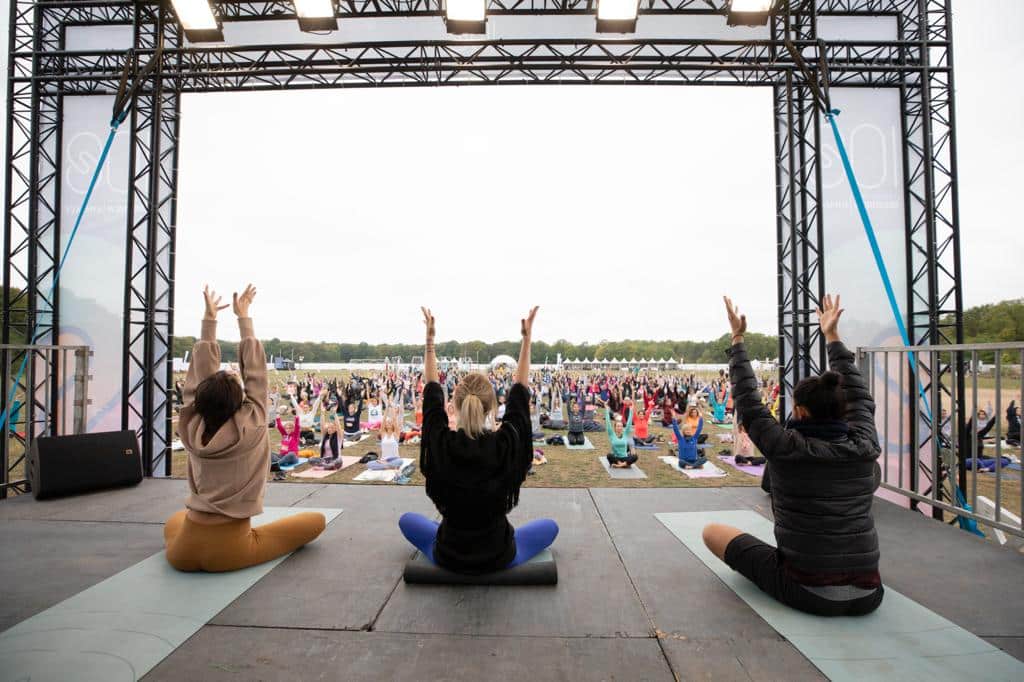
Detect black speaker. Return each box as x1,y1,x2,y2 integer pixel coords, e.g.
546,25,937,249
27,430,143,500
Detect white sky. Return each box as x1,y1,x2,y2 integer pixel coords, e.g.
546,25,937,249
3,1,1022,345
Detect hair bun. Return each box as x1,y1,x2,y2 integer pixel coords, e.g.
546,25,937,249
820,371,841,389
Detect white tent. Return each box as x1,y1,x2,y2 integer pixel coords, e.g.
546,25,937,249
490,354,517,369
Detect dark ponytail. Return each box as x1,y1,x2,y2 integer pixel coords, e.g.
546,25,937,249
792,370,846,420
194,370,244,444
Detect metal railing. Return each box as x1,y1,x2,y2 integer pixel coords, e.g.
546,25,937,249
858,342,1024,540
1,344,91,498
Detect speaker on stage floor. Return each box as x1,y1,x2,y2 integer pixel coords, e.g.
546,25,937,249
27,430,143,500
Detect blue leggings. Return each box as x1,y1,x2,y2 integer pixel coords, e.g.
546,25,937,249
399,512,558,568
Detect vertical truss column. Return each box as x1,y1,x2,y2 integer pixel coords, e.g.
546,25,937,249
772,1,826,417
122,2,180,477
3,2,65,496
898,0,963,512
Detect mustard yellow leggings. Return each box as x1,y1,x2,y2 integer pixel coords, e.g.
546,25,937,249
163,510,326,573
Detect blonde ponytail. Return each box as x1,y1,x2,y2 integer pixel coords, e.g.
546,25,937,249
452,372,497,439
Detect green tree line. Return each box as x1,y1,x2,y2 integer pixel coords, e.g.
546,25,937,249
170,332,779,365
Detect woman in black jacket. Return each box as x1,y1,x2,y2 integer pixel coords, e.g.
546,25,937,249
702,295,884,617
398,306,558,574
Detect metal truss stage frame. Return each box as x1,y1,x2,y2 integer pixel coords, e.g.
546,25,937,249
4,1,963,505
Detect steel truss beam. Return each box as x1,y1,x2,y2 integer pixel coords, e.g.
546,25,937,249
2,0,64,495
121,1,180,477
773,1,825,417
896,0,963,516
5,0,962,482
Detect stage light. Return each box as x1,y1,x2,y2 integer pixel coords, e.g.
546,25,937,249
295,0,338,32
170,0,223,42
725,0,778,27
596,0,639,33
444,0,487,34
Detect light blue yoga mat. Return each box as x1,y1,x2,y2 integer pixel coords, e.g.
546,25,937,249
655,510,1024,682
0,506,342,682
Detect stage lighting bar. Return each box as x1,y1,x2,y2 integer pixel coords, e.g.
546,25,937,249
596,0,639,33
294,0,338,32
725,0,779,27
444,0,487,34
169,0,223,42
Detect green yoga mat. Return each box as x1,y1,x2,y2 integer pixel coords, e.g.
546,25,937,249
0,506,343,682
655,510,1024,682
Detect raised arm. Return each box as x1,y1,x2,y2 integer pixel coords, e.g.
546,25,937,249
421,307,438,384
183,286,230,406
232,284,267,413
626,407,634,438
724,296,798,458
818,294,879,450
516,306,539,388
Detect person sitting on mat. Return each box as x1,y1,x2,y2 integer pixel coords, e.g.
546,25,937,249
318,404,343,462
708,385,729,424
632,401,656,446
164,284,325,573
702,294,884,617
606,406,637,468
273,411,301,470
567,399,586,446
1006,400,1021,447
340,389,364,442
672,415,706,469
399,306,558,574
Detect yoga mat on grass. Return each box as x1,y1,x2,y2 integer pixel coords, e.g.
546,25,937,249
353,458,414,482
718,454,765,478
655,510,1024,682
597,456,648,480
0,506,343,682
404,549,557,585
634,443,661,450
347,433,373,445
565,436,595,451
658,456,727,478
277,456,309,471
289,455,360,478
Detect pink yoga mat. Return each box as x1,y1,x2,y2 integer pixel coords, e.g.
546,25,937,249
289,456,361,479
718,455,765,478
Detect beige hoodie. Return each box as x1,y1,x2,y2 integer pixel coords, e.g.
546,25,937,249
178,317,269,519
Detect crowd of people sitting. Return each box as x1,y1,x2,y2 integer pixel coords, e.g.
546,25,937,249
197,363,774,476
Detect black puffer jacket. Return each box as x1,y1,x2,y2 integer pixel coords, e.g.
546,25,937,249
729,341,882,576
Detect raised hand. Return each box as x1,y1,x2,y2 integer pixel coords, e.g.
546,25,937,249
421,307,436,341
203,285,229,320
723,296,747,341
815,293,844,343
233,284,257,317
521,306,539,339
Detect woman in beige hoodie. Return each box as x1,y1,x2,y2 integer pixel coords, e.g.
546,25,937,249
163,284,325,572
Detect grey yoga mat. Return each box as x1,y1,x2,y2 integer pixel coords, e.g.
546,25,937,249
404,549,557,586
0,506,343,682
598,456,648,479
655,510,1024,682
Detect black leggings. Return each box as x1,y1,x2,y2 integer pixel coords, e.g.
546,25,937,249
607,453,638,467
724,534,884,617
568,431,585,446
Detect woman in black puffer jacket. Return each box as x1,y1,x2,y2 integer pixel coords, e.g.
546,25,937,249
703,295,883,617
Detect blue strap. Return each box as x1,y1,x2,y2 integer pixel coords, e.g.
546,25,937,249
0,118,124,433
825,109,932,420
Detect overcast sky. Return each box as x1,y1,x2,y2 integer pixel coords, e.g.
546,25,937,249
4,1,1022,346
